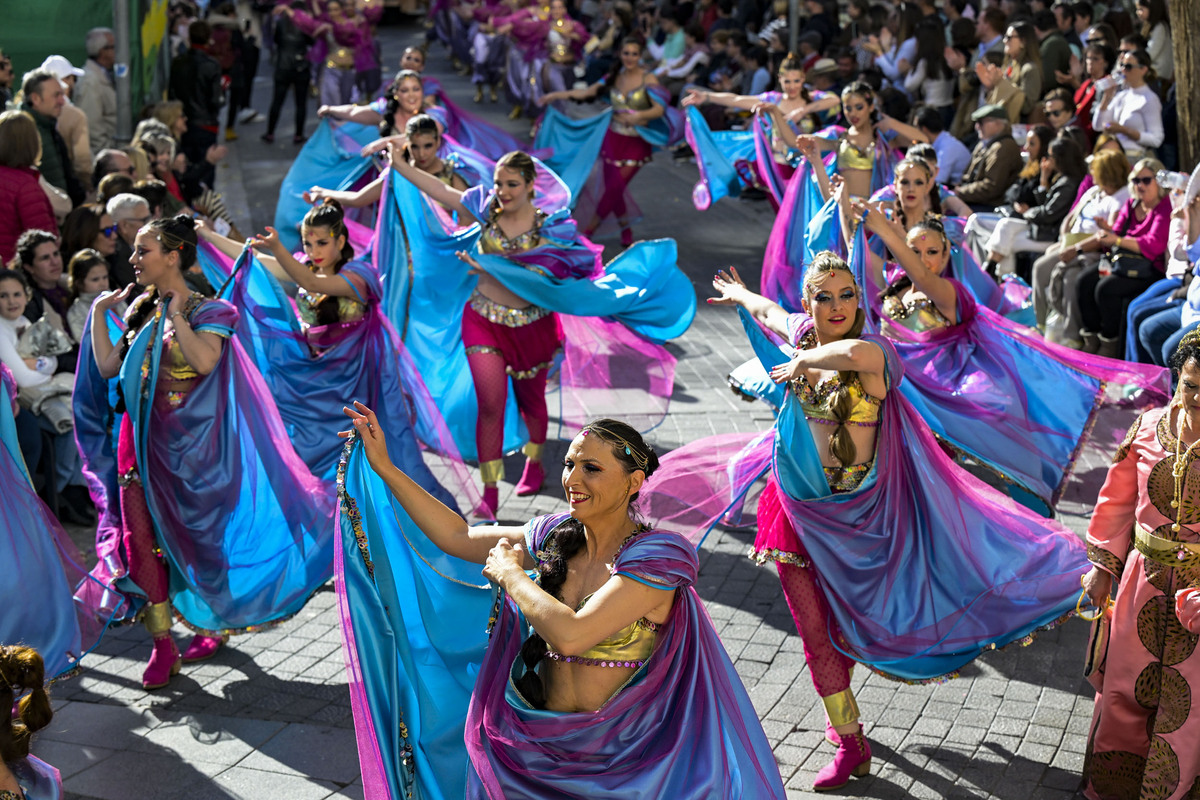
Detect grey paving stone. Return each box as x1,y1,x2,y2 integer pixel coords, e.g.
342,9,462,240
131,713,287,766
236,723,360,784
210,767,340,800
62,750,226,800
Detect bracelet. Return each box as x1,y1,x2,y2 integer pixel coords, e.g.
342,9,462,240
170,310,187,323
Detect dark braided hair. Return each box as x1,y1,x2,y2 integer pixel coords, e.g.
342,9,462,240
802,253,867,482
879,217,951,308
302,199,355,327
512,419,659,709
379,70,424,137
0,646,53,763
601,36,645,97
1169,330,1200,378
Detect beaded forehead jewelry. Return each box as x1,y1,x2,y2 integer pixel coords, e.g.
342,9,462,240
581,424,650,470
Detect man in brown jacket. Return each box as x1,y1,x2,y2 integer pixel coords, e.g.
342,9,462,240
957,104,1024,212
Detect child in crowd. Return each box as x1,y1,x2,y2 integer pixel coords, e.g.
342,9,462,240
65,249,113,343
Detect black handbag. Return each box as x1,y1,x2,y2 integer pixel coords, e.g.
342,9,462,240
1104,248,1153,279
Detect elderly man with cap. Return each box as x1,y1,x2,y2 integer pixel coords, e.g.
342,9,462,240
40,56,92,192
75,27,119,154
957,103,1023,212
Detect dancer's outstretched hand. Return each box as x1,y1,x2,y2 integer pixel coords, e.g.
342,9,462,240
709,267,748,306
250,227,287,256
456,250,484,275
482,537,525,587
769,355,805,384
96,282,135,311
342,401,391,472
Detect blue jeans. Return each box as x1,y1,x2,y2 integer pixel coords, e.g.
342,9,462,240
1126,278,1181,362
1137,304,1194,367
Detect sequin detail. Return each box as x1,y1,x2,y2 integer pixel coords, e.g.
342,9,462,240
544,652,647,668
824,461,873,493
467,291,550,327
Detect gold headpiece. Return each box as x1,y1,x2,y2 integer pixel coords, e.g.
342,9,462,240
581,423,650,471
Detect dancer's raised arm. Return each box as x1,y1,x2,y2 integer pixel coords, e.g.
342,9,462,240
709,266,790,340
342,403,531,565
386,136,471,218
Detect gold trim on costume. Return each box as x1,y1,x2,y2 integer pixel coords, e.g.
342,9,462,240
468,291,550,328
822,688,861,727
1134,523,1200,569
141,601,173,635
480,459,504,485
523,441,544,461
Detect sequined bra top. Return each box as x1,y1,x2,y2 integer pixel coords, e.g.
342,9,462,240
479,207,546,255
296,286,367,328
544,590,660,668
881,293,954,333
836,136,875,172
792,372,882,427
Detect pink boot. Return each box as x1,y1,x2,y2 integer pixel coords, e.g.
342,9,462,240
181,634,226,663
514,460,545,496
824,719,840,748
812,726,871,791
142,637,181,690
478,485,499,518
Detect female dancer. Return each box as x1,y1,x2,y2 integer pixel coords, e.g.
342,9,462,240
335,406,786,797
1081,332,1200,798
303,114,470,211
197,200,467,511
0,647,60,800
318,69,426,132
78,216,334,688
383,145,693,515
502,0,586,120
681,53,841,207
538,37,681,247
696,255,1091,789
850,200,1167,508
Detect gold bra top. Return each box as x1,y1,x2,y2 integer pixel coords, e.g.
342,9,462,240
882,293,954,333
793,372,882,427
161,328,200,382
837,136,874,172
547,590,659,666
479,207,546,255
432,160,461,188
296,288,367,328
611,83,652,114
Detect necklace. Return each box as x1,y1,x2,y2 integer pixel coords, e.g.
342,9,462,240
1170,403,1200,533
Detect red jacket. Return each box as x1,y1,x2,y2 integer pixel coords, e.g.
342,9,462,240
0,165,58,264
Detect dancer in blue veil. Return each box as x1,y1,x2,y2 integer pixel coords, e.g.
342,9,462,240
334,404,786,799
75,216,335,689
197,200,475,515
0,366,103,681
382,143,693,516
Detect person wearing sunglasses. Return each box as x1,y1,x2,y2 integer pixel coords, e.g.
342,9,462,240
1042,87,1090,153
1073,156,1171,357
1092,48,1162,160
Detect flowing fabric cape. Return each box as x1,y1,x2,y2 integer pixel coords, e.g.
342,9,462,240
759,129,898,312
464,512,785,799
841,223,1170,507
375,167,692,457
213,246,474,513
0,369,103,680
73,300,335,635
685,92,837,210
335,434,493,800
274,119,384,252
10,755,61,800
642,308,1091,682
422,76,526,161
533,84,685,204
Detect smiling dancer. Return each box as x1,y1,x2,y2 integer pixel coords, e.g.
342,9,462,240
334,404,786,797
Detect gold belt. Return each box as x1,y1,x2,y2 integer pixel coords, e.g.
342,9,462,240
468,291,549,328
1134,523,1200,569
